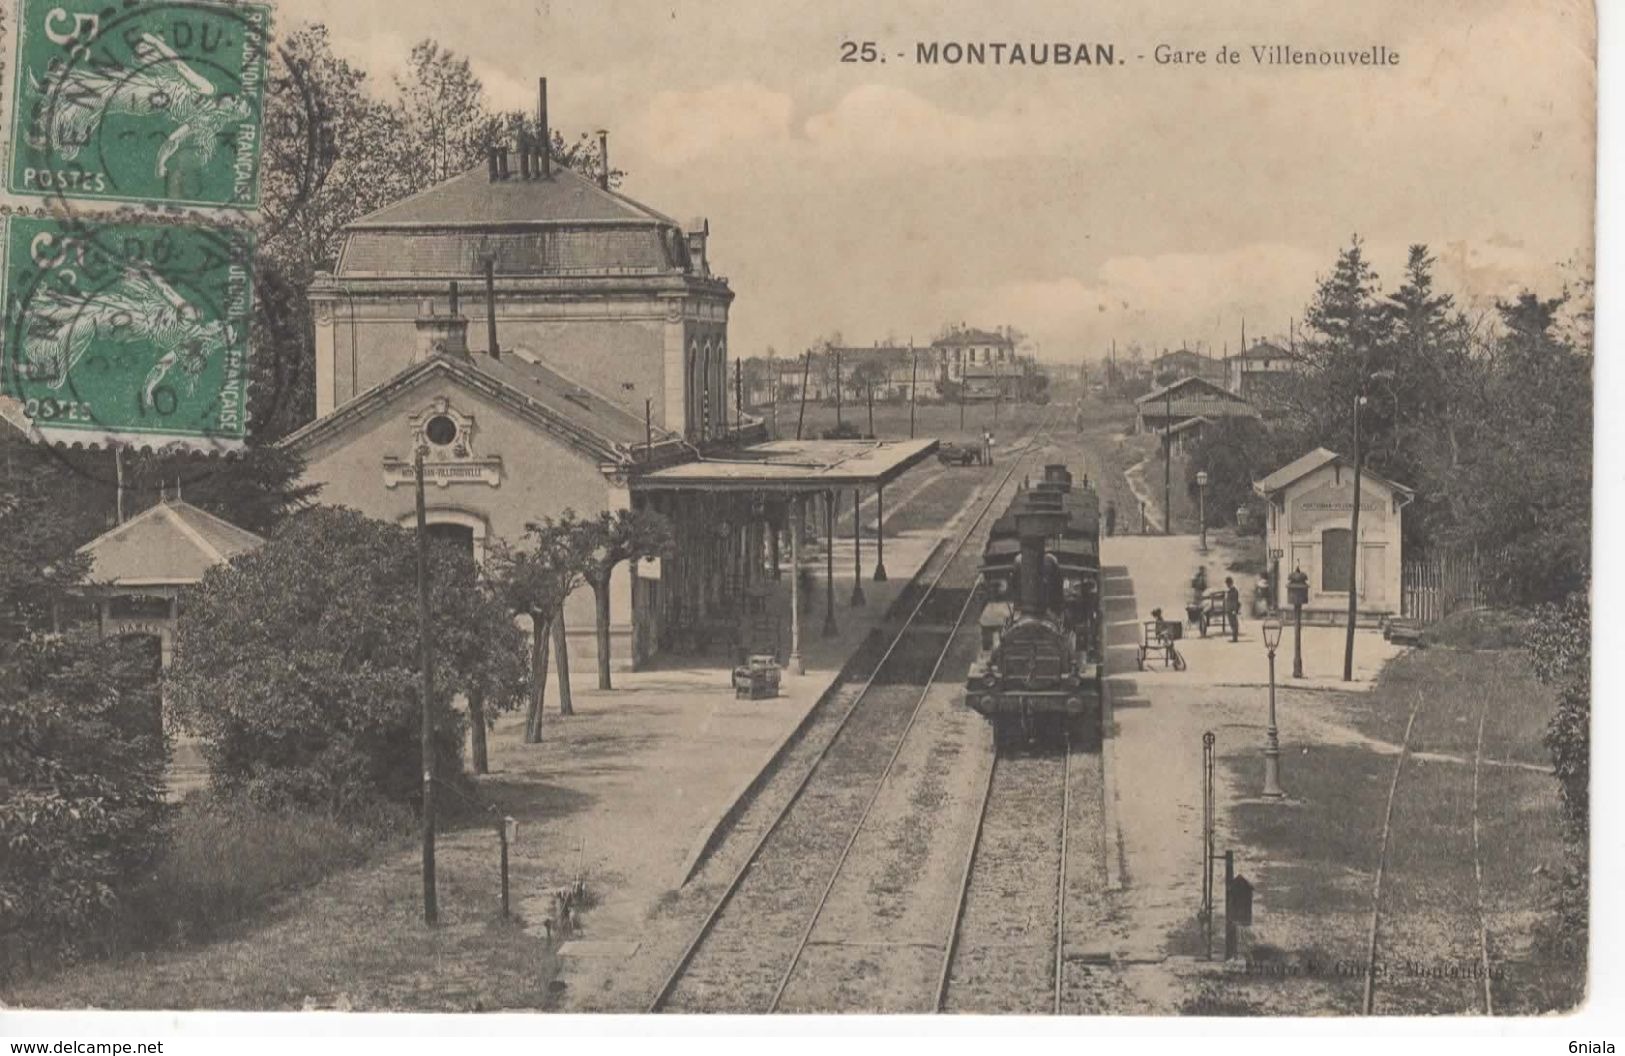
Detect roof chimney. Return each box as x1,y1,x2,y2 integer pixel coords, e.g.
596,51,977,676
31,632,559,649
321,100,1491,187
538,77,551,178
415,292,469,361
597,129,609,190
686,216,710,277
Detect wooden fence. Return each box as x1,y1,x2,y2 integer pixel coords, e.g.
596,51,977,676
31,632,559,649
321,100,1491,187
1401,547,1485,625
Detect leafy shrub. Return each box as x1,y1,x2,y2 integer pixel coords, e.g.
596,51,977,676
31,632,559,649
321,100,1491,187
167,507,528,812
1525,591,1589,949
0,632,167,976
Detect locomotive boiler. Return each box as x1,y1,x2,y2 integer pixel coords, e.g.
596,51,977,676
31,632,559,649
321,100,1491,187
965,464,1105,744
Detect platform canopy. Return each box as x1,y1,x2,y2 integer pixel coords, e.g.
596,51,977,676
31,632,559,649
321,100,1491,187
634,438,940,492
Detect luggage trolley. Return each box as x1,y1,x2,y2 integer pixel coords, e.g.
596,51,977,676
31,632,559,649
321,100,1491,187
1136,611,1187,671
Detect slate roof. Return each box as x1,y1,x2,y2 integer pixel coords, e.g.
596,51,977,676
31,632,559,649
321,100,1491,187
77,500,263,587
1137,375,1254,407
348,164,678,229
280,351,670,466
334,164,703,279
1253,446,1414,498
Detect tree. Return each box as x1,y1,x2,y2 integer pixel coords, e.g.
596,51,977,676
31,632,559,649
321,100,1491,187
487,518,593,742
167,507,527,810
0,428,167,970
567,508,675,690
1185,418,1272,533
0,631,167,972
394,41,491,184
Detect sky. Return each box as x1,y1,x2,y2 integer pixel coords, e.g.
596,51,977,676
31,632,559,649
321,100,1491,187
274,0,1595,364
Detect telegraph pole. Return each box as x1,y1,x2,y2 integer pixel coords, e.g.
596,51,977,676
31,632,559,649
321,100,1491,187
1163,384,1173,535
414,448,438,926
908,348,918,439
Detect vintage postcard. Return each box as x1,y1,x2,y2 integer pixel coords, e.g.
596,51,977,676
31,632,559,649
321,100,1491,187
0,0,1598,1038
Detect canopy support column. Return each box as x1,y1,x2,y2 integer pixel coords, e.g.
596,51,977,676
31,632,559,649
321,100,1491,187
850,487,866,607
789,495,804,674
822,490,838,636
873,485,888,582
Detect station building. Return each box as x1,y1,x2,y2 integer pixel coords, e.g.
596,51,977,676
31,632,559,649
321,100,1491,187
285,135,935,673
1253,447,1413,619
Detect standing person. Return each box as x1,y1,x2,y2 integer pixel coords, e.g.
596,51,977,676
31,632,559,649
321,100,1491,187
1224,576,1241,642
1105,501,1117,537
986,430,996,466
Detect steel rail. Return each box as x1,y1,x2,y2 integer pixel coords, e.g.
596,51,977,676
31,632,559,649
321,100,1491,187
647,414,1056,1013
765,560,990,1012
1053,734,1072,1015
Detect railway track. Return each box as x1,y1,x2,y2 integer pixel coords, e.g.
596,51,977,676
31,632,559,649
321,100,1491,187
647,417,1056,1014
1362,692,1494,1015
936,742,1071,1013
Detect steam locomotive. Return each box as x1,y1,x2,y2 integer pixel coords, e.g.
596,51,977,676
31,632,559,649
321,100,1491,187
965,463,1105,745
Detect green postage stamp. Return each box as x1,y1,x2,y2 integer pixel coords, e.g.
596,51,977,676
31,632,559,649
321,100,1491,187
2,215,254,447
9,0,270,209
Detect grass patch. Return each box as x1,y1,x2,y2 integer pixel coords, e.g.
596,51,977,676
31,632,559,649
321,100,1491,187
116,796,414,951
1427,608,1527,651
1217,647,1581,1014
1343,649,1552,765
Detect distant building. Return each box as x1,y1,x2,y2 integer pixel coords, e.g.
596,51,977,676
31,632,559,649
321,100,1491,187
1227,340,1298,404
1149,348,1225,384
1254,448,1414,618
932,326,1017,384
1134,376,1260,439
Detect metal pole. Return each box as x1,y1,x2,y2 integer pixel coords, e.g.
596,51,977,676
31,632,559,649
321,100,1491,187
850,487,865,606
873,486,888,581
835,348,843,431
1163,386,1172,535
1199,481,1207,552
415,450,438,926
1263,646,1284,797
1223,850,1237,960
1202,731,1215,960
823,492,838,636
499,818,511,918
796,350,811,440
789,495,804,674
909,351,918,438
1293,599,1304,679
1343,396,1363,682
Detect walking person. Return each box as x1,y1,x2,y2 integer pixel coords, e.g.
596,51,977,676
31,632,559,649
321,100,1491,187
1224,576,1241,642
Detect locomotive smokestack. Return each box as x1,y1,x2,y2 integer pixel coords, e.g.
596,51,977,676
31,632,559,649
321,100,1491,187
1014,511,1069,612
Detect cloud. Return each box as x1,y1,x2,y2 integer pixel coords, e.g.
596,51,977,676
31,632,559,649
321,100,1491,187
627,82,795,166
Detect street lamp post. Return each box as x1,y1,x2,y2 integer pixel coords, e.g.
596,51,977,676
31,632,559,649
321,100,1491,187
1287,567,1309,679
1343,369,1395,683
1261,617,1285,799
1196,469,1209,553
